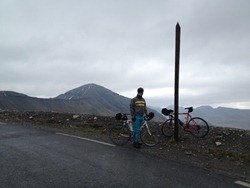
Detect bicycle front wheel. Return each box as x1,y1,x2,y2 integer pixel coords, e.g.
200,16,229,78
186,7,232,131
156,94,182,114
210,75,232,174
109,124,131,146
187,117,209,138
161,119,174,137
140,122,161,147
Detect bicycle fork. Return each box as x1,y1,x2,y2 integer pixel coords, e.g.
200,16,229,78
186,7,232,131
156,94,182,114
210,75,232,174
143,123,152,136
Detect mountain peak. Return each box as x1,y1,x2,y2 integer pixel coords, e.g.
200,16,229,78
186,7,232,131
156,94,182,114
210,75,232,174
56,83,118,100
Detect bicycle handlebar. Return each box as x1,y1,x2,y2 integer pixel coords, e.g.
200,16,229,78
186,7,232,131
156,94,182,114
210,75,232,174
115,112,154,121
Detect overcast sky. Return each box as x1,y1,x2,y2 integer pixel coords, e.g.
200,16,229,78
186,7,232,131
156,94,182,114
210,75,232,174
1,0,250,109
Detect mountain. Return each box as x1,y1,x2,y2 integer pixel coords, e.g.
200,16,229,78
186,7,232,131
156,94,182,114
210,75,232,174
0,91,90,113
0,84,164,120
56,83,130,115
56,83,164,120
1,84,250,130
193,106,250,130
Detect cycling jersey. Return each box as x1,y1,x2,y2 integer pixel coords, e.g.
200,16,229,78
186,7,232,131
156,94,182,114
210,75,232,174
130,95,148,117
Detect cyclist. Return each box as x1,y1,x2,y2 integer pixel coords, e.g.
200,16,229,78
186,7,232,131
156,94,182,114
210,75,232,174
130,87,148,149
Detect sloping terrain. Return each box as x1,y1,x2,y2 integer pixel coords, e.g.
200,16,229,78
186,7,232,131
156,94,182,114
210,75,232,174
194,106,250,130
0,91,92,114
1,84,250,129
56,83,131,114
0,84,164,120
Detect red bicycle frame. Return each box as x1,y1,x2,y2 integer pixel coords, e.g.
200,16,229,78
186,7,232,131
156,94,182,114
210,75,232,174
178,112,193,130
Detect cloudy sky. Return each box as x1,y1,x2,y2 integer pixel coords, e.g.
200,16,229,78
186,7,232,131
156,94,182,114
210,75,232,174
1,0,250,109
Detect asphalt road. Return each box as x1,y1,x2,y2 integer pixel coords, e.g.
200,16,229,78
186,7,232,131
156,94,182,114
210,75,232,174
0,122,247,188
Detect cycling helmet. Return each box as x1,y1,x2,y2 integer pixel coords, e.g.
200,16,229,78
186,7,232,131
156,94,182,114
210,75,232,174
137,87,144,93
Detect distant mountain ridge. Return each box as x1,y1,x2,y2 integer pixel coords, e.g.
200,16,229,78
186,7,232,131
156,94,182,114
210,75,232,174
193,106,250,130
0,84,250,130
0,84,164,120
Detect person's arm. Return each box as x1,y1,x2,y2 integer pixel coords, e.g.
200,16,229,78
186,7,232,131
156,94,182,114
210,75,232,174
130,99,135,117
130,99,136,121
144,99,148,115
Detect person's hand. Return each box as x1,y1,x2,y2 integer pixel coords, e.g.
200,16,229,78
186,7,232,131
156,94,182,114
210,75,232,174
132,116,136,122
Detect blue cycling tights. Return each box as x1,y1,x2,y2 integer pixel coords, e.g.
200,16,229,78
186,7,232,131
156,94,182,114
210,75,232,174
132,115,143,143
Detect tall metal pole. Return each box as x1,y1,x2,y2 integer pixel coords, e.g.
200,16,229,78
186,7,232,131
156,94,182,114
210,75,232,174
174,23,181,142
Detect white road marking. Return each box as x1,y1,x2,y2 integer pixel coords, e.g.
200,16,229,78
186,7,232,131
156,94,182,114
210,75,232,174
0,122,6,125
235,181,250,188
56,132,116,147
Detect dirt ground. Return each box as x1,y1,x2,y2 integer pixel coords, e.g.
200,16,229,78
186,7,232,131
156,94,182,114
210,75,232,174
1,110,249,182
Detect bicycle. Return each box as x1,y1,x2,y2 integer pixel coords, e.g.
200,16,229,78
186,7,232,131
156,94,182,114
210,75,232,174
109,112,161,147
161,107,209,138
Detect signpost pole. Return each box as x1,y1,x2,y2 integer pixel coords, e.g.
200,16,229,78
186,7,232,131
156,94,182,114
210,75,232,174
174,23,181,142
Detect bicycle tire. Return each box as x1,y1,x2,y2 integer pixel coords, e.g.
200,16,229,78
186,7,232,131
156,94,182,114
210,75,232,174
109,124,131,146
140,122,161,146
161,119,174,137
187,117,209,138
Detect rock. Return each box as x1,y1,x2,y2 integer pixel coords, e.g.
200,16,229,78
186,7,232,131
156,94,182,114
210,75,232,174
215,142,222,146
223,131,230,136
216,135,223,139
73,115,80,119
185,151,192,155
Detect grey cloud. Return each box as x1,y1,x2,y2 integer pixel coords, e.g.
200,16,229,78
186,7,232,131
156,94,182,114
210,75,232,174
0,0,250,109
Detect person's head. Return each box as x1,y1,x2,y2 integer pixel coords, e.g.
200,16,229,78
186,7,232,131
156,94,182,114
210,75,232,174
137,87,144,98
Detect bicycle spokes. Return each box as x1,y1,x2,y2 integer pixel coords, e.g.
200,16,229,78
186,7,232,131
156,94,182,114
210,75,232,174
140,124,161,146
119,133,130,138
187,117,209,138
109,124,131,146
161,119,174,137
160,107,209,139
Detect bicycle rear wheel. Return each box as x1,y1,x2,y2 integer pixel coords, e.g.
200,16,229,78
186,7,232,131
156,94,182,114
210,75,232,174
161,119,174,137
109,124,131,146
140,122,161,146
187,117,209,138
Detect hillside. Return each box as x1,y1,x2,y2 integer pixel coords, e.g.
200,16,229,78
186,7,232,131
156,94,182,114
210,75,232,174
56,83,130,114
0,84,164,120
193,106,250,130
1,84,250,130
56,83,164,120
0,91,92,114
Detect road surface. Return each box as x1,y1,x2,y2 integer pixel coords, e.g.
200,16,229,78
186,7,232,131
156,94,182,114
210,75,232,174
0,122,248,188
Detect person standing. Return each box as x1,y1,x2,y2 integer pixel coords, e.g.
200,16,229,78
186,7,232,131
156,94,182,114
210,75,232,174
130,87,148,149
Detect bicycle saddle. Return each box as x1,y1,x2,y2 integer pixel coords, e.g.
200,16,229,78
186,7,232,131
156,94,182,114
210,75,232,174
184,107,193,113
